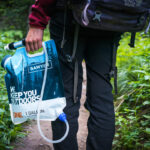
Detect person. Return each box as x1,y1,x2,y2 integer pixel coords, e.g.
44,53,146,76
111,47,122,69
26,0,122,150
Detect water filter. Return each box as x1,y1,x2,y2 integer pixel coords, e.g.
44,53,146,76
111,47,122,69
1,40,69,143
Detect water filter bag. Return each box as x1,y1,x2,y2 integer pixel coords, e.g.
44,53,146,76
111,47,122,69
2,40,66,124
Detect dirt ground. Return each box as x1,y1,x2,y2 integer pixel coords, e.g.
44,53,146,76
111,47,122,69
13,62,89,150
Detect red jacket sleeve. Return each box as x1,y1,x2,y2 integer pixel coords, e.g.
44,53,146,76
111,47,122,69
29,0,56,29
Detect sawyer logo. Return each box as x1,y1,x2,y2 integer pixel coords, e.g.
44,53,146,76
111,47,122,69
93,11,102,22
28,60,52,73
10,86,40,105
124,0,142,7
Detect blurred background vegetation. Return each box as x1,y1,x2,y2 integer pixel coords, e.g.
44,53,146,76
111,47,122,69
0,0,34,36
113,32,150,150
0,1,150,150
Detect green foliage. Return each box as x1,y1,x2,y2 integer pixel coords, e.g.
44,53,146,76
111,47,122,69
0,31,26,150
113,32,150,149
0,28,149,149
0,0,34,36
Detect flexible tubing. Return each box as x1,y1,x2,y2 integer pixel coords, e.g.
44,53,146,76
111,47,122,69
37,119,69,143
37,42,69,143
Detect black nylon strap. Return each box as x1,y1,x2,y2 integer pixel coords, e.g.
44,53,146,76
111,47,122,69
109,42,118,95
112,43,117,72
129,32,136,48
114,66,118,95
64,24,79,103
73,59,79,103
60,0,80,102
61,23,80,103
72,24,80,103
61,17,80,102
61,0,67,49
65,24,80,63
71,24,79,61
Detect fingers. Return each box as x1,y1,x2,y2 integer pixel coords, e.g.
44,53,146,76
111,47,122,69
26,41,30,52
38,39,42,49
34,40,39,50
26,39,42,52
25,27,44,52
26,39,34,52
36,38,43,50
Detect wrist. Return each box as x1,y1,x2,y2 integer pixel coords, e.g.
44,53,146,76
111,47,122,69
29,25,45,30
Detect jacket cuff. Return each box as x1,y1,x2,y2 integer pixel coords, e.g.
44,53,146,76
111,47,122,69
28,4,50,30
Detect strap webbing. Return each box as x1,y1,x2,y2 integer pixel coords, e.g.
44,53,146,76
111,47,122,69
62,23,80,103
65,24,80,62
72,24,80,60
72,24,80,103
61,1,67,49
110,43,118,94
60,2,80,103
73,60,79,103
60,1,80,103
129,32,136,48
113,43,117,94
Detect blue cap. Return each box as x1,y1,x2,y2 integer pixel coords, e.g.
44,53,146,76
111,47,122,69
1,55,11,68
58,113,67,122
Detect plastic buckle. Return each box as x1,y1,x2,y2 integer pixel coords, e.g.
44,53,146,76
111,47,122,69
74,96,78,103
109,70,115,78
66,54,72,63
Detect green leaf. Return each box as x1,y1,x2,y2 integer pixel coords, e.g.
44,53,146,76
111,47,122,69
144,75,150,80
143,115,150,119
145,128,150,134
143,101,150,105
0,109,5,113
144,142,150,148
132,70,146,74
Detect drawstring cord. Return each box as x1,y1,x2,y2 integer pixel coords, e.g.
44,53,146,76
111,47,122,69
82,0,91,26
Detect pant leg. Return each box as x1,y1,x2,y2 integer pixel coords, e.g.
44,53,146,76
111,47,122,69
84,32,121,150
49,11,86,150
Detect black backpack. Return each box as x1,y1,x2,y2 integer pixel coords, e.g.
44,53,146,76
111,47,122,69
70,0,150,33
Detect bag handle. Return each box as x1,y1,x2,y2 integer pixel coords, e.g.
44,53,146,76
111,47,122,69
4,39,46,58
4,39,26,50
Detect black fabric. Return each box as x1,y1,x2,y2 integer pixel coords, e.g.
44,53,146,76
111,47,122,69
129,32,136,47
56,0,150,32
50,11,122,150
72,0,150,32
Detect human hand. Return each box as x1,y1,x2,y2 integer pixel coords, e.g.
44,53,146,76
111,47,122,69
25,26,44,52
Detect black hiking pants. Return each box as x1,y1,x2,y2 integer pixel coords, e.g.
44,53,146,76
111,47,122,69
50,11,121,150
